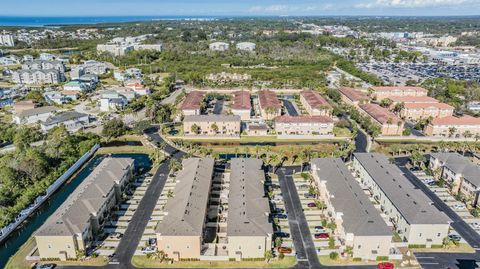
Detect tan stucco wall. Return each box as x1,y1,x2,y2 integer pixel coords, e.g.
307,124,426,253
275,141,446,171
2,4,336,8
352,235,391,260
36,235,78,260
227,235,272,259
183,120,241,136
156,235,201,260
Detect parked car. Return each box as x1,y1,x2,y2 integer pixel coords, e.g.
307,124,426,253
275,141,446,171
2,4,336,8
274,195,283,201
275,232,290,238
37,264,56,269
304,193,315,199
314,233,329,239
272,208,285,214
307,202,316,208
272,213,288,219
453,204,466,210
277,247,292,254
315,226,326,233
298,184,309,189
377,262,394,269
471,222,480,229
448,234,462,241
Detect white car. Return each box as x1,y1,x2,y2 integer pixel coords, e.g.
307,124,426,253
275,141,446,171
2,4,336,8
471,222,480,229
453,204,466,210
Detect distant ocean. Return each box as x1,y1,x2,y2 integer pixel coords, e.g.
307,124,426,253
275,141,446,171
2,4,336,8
0,16,222,27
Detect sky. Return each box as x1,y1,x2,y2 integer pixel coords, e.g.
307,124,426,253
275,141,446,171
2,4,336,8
1,0,479,17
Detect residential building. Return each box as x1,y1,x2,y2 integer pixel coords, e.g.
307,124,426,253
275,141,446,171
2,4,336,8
206,72,251,83
97,44,134,56
13,100,37,113
338,87,369,107
387,96,439,106
61,90,81,101
35,158,134,260
231,90,251,120
246,123,269,136
22,60,65,72
359,104,404,136
99,89,131,112
44,91,68,105
258,90,281,120
299,90,332,116
352,153,450,246
64,81,88,92
13,106,58,124
156,158,215,261
124,79,150,96
228,158,272,260
425,115,480,137
0,32,15,47
235,42,256,51
467,101,480,112
209,42,230,51
71,60,108,80
12,69,64,84
39,53,56,61
41,111,90,132
181,91,205,116
400,102,454,120
134,44,162,51
370,86,428,101
183,115,241,137
274,115,334,137
429,152,480,206
311,158,392,260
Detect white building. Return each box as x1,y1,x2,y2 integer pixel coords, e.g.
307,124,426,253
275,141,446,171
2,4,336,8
12,69,63,84
22,60,65,72
209,42,229,51
40,111,90,133
13,106,58,125
0,32,15,47
236,42,256,51
97,44,134,57
44,91,68,105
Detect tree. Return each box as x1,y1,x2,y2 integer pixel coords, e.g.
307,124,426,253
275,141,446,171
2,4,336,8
329,252,339,260
328,237,335,249
379,98,393,108
264,250,274,263
211,123,219,134
102,118,127,141
448,127,457,138
191,124,201,135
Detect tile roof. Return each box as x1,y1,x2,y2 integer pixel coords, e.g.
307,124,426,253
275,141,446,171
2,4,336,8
431,115,480,126
155,158,214,236
338,87,369,102
275,115,334,124
354,153,450,225
258,90,281,110
300,90,331,109
388,96,439,104
231,90,251,110
227,158,273,237
311,158,392,237
181,91,205,110
371,86,428,93
403,102,454,110
359,103,402,125
184,114,241,122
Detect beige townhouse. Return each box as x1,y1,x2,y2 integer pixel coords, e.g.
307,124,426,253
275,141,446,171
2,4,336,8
359,104,404,136
299,90,332,116
183,115,241,137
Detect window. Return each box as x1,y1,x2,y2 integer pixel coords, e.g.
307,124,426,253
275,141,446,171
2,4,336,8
437,233,441,237
419,233,422,237
187,245,190,249
48,244,52,249
67,245,71,249
358,245,361,249
259,245,261,249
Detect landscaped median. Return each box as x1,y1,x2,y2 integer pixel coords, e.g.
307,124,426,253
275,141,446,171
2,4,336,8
131,255,296,268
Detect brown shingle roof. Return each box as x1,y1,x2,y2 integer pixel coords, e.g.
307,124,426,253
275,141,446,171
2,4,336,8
258,90,281,109
181,91,205,110
338,87,369,102
300,90,331,109
232,90,251,110
275,115,334,124
359,103,402,125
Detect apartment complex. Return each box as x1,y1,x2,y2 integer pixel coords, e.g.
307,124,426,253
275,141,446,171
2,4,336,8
257,90,281,120
156,158,215,261
425,115,480,137
352,153,450,246
400,103,454,120
0,32,15,47
183,115,241,137
387,96,439,106
429,153,480,206
274,115,334,137
35,158,134,260
311,158,392,260
181,91,205,116
299,90,332,116
12,69,64,84
370,86,428,101
227,158,272,260
338,87,369,107
231,90,251,120
359,104,404,136
23,60,66,72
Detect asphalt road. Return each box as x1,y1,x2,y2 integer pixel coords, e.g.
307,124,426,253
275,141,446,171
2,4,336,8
282,99,299,116
395,157,480,269
355,129,368,153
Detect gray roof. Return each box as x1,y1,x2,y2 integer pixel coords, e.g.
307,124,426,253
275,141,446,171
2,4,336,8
430,152,480,188
311,158,392,237
184,114,241,122
36,157,134,237
16,106,58,118
155,158,214,236
227,158,273,237
43,111,88,126
354,153,450,225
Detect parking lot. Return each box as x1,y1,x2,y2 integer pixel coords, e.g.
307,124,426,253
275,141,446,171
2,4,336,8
410,169,480,236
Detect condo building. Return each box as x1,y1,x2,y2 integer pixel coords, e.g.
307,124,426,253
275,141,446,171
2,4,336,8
352,153,450,246
257,90,282,120
35,158,134,260
400,103,454,121
299,90,332,116
311,158,392,260
370,86,428,101
338,87,369,107
156,158,215,261
424,115,480,137
181,91,205,116
183,115,241,137
359,103,404,136
274,115,334,137
231,90,251,120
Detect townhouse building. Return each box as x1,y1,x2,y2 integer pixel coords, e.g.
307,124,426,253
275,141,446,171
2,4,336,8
181,91,205,116
352,153,450,246
156,158,215,261
429,152,480,207
231,90,251,120
311,158,392,260
12,69,64,84
370,86,428,101
359,104,404,136
299,90,332,116
35,158,134,260
22,60,66,72
387,96,439,106
400,102,454,121
338,87,369,107
424,115,480,137
274,115,334,137
258,90,282,120
227,158,272,260
183,115,241,137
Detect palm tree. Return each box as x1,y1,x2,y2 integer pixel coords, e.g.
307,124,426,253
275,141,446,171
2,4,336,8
448,127,457,138
211,123,219,134
191,124,201,135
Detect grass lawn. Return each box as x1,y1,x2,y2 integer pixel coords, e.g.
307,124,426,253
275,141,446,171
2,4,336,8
319,256,396,266
131,256,296,268
97,135,156,155
411,243,475,253
5,237,36,269
170,135,348,143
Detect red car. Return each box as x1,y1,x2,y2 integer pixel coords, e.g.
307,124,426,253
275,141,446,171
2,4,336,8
277,247,292,254
307,202,316,208
314,233,329,239
378,262,394,269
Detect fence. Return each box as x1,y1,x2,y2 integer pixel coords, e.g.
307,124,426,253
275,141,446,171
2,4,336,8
0,144,100,243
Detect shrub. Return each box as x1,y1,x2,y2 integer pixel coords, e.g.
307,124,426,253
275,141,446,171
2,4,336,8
353,257,362,262
278,253,285,260
329,252,339,260
408,244,426,248
376,256,389,261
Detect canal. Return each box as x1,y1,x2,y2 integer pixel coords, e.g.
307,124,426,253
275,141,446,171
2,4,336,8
0,153,151,268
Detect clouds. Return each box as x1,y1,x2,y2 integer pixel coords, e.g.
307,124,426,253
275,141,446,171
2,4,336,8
355,0,471,9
